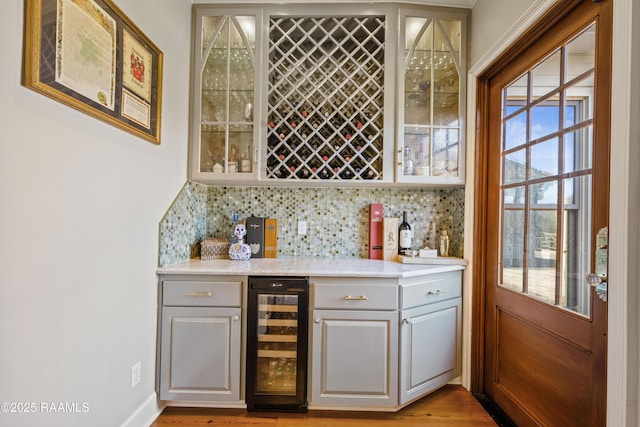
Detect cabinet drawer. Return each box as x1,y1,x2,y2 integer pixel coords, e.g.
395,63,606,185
163,280,243,307
400,271,462,309
312,278,397,310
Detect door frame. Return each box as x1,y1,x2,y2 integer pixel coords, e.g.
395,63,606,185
464,0,639,425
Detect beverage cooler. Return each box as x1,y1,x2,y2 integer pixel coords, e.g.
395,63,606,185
246,276,309,412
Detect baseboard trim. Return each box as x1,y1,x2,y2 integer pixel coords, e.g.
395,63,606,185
120,392,165,427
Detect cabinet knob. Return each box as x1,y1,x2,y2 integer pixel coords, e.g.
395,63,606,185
232,315,239,321
314,318,321,324
403,317,412,324
426,290,445,295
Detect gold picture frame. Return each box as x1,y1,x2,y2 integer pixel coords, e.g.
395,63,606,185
23,0,163,144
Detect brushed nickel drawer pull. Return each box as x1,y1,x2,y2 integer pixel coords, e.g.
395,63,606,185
344,295,368,300
426,290,445,295
187,291,212,297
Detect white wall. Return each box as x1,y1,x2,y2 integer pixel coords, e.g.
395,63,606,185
0,1,191,426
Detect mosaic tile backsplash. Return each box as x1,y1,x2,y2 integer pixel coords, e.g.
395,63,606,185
159,181,465,266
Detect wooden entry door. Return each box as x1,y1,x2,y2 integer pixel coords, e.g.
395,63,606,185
478,1,612,425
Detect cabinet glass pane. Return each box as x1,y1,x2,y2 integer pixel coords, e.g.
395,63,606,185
200,15,255,175
402,15,462,180
432,128,458,176
433,20,460,127
200,124,226,172
202,16,225,53
405,17,432,127
404,127,430,176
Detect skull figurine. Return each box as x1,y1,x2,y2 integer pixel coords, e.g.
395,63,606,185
228,224,251,260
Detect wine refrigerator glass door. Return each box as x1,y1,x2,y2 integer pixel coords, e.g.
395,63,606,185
256,294,299,394
246,277,308,411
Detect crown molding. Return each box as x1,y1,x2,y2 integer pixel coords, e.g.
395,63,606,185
191,0,476,9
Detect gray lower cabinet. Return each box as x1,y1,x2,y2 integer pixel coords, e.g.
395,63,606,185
309,272,462,410
310,309,399,408
156,271,462,410
399,271,462,405
158,277,244,403
309,277,399,409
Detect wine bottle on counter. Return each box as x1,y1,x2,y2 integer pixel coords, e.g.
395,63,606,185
398,211,412,255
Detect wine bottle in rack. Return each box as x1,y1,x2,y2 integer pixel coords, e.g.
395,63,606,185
320,147,330,163
296,167,311,179
339,168,353,179
318,168,330,179
309,159,320,177
266,165,275,178
309,137,319,151
288,134,300,149
361,167,375,180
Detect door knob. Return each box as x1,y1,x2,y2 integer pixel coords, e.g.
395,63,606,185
585,273,607,303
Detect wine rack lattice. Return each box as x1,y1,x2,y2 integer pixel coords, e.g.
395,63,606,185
267,16,385,180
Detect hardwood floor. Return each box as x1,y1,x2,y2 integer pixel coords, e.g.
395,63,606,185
150,385,497,427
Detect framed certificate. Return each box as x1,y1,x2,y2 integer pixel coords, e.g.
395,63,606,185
23,0,164,144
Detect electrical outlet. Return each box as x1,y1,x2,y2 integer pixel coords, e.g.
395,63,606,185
297,220,307,235
131,361,141,389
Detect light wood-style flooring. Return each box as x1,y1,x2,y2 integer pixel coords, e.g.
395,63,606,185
150,385,497,427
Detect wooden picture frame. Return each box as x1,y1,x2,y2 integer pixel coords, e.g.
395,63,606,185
23,0,163,144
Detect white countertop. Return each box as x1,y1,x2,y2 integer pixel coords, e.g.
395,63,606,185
157,257,465,278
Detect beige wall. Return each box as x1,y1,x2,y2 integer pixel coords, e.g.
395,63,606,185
0,1,191,426
469,0,536,66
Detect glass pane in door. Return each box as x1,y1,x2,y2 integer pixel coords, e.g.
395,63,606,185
256,294,299,394
561,175,592,315
498,22,596,317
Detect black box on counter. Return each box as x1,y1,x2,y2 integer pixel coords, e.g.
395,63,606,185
245,216,265,258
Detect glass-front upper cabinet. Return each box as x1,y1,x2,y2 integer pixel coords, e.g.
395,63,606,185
189,7,262,182
397,9,467,185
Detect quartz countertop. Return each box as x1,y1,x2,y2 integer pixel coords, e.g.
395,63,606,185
157,257,465,278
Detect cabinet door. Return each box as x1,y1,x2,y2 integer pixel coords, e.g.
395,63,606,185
399,297,461,405
310,309,398,408
396,8,468,186
190,8,262,183
159,306,241,402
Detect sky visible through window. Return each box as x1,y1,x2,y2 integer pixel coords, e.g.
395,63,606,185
504,103,577,204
